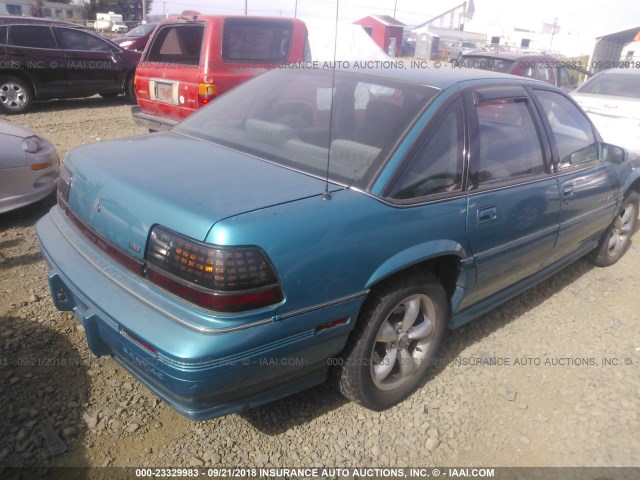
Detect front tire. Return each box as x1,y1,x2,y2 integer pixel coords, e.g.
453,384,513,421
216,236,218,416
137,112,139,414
336,273,447,410
590,190,638,267
0,76,33,114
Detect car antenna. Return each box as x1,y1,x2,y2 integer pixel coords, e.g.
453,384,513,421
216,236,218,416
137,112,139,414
322,0,341,202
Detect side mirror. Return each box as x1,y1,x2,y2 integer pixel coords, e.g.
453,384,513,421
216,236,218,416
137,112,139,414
600,142,627,164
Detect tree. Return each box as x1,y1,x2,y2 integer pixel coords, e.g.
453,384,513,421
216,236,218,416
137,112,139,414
83,0,152,21
30,0,44,17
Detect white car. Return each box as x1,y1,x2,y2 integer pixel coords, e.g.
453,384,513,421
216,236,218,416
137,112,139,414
112,22,128,34
0,119,59,214
571,68,640,155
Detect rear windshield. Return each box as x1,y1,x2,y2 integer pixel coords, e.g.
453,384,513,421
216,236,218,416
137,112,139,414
126,23,155,37
460,56,516,73
174,69,439,188
146,24,204,65
577,72,640,98
222,18,293,63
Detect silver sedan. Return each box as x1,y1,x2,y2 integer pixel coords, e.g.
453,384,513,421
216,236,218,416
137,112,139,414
0,119,59,214
571,68,640,156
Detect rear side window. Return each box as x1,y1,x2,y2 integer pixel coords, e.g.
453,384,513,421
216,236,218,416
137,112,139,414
473,99,546,187
222,19,293,62
0,26,7,45
146,24,204,65
389,100,464,200
8,25,56,49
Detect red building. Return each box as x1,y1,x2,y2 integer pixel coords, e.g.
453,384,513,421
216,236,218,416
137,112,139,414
353,15,405,57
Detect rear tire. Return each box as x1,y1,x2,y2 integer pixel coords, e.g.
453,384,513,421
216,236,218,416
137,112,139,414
125,74,136,104
0,76,33,114
590,190,638,267
336,273,447,410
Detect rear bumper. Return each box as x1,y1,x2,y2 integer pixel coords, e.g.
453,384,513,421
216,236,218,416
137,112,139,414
131,106,179,132
35,207,360,420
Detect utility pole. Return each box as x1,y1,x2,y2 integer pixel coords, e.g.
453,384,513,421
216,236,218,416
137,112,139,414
244,0,247,15
294,0,298,17
141,0,147,23
393,0,398,18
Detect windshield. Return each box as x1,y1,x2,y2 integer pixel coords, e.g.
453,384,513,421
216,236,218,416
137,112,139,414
459,56,516,73
174,69,439,188
577,72,640,98
126,23,155,37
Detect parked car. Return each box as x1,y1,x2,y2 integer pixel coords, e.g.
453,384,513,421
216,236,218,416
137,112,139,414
0,16,141,114
37,67,640,420
111,21,128,34
132,15,309,131
447,41,482,62
570,68,640,156
112,22,157,51
0,119,59,214
459,52,589,92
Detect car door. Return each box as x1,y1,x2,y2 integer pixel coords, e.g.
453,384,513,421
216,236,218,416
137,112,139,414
462,85,562,307
3,24,67,96
531,88,620,260
53,26,122,94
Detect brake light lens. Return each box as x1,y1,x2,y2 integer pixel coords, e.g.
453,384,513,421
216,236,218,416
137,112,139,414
146,226,284,312
198,83,216,106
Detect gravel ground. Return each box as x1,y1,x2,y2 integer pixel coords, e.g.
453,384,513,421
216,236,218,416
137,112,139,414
1,96,640,474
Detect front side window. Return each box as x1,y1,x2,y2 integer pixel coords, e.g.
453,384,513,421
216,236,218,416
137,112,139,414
534,90,596,168
146,24,203,65
222,19,293,62
174,69,438,188
472,99,545,187
8,25,56,49
389,100,464,200
55,28,112,52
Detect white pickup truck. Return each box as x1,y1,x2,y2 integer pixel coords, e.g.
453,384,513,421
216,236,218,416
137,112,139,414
95,12,128,34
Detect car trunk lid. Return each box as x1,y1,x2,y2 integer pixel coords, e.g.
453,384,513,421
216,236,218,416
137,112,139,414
64,132,329,260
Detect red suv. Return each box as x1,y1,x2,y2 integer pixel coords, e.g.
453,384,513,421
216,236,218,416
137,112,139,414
132,15,309,131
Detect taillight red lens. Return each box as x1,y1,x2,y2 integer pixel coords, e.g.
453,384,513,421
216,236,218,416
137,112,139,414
145,226,284,312
198,83,216,106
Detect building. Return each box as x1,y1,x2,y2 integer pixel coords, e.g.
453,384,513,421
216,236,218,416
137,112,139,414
591,27,640,72
353,15,405,57
0,0,84,20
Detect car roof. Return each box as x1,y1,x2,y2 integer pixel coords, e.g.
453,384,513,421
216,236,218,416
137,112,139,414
336,66,541,90
157,14,305,25
0,15,89,29
462,51,558,62
591,68,640,76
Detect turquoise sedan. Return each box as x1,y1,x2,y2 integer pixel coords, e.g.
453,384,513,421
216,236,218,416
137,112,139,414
36,67,640,419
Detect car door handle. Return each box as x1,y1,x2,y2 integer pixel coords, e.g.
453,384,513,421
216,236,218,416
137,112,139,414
562,182,574,197
477,206,497,223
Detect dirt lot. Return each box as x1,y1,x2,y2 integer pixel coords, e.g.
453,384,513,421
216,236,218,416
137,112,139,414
1,96,639,474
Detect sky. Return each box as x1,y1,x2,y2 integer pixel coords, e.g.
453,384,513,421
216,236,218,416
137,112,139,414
149,0,640,38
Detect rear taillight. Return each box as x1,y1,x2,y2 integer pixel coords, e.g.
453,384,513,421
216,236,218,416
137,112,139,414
57,165,72,213
146,226,284,312
198,83,216,106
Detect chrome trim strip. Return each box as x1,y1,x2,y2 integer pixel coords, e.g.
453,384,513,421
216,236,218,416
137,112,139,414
559,201,617,228
475,224,559,260
276,291,370,320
